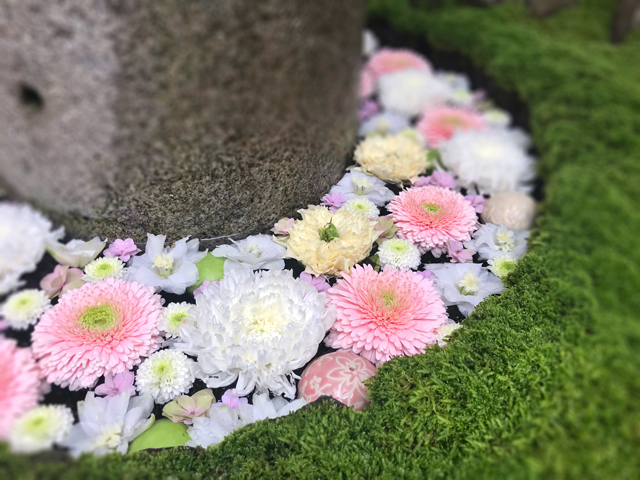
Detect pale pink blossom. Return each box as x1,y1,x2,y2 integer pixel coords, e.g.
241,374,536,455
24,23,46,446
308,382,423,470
359,69,375,98
271,218,295,237
103,238,141,262
320,192,348,212
366,48,431,83
213,389,249,409
325,264,446,366
40,264,85,298
358,100,379,122
465,195,486,214
416,106,485,146
447,240,474,263
300,272,330,293
94,371,136,398
413,171,456,189
193,280,220,298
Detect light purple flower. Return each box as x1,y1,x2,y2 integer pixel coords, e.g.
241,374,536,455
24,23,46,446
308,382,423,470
413,171,456,189
465,195,486,214
104,238,141,262
193,280,220,298
40,264,85,298
320,192,348,212
416,270,432,280
299,272,330,293
94,371,136,398
271,218,295,237
211,390,249,410
359,100,379,122
447,240,474,264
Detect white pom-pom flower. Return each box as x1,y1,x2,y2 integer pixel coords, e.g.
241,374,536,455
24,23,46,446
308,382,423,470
436,320,463,347
0,289,51,330
465,223,529,260
329,170,395,206
82,257,126,283
177,267,335,399
378,70,452,118
159,302,193,339
487,254,519,279
439,130,535,194
339,197,380,219
136,349,197,404
10,405,74,454
378,238,421,270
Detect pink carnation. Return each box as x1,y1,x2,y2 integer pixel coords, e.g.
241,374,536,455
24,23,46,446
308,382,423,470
387,186,477,252
0,338,43,439
104,238,141,262
326,265,446,365
32,278,163,390
416,107,485,146
365,48,431,83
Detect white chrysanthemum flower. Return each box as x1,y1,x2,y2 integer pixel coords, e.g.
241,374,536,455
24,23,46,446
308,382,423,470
329,170,395,206
465,223,529,261
378,239,421,270
482,109,512,129
340,197,380,219
10,405,74,454
0,203,63,295
0,289,51,330
127,234,206,295
425,263,505,317
82,257,126,283
136,349,197,404
354,134,429,183
61,391,154,457
186,392,307,448
439,130,535,195
275,206,380,277
47,236,106,268
363,30,378,57
378,70,452,118
177,268,335,398
487,254,519,279
159,302,192,339
212,234,286,275
436,320,463,347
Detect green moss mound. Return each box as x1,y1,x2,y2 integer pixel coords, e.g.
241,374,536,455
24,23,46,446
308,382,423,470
3,1,639,478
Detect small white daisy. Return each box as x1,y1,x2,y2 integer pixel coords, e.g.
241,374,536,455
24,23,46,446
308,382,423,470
339,197,380,219
0,289,51,329
378,239,421,270
136,350,197,404
10,405,74,454
487,254,519,279
82,257,126,283
436,320,463,347
159,302,192,339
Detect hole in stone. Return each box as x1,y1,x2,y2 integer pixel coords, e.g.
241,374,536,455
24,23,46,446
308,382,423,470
19,83,44,111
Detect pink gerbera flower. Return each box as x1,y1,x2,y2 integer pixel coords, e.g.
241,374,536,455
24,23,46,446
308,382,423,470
416,106,485,146
365,48,431,83
32,277,163,390
326,265,446,365
387,186,477,252
0,337,43,439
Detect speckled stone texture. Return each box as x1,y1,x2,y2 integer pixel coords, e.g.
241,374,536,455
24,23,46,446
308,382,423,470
0,0,363,246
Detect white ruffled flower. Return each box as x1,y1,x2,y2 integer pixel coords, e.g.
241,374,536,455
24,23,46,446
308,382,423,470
0,289,51,330
61,391,154,457
127,234,206,295
0,203,63,295
136,349,197,404
378,239,421,270
186,392,306,448
363,30,378,57
177,268,335,398
212,234,285,275
436,320,463,347
47,236,106,268
425,263,505,317
339,197,380,219
488,254,519,279
10,405,74,454
465,223,529,260
378,70,452,118
82,257,126,283
439,130,535,195
159,302,192,339
329,170,395,206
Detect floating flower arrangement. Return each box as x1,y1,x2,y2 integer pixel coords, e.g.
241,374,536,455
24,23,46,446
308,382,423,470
0,31,538,455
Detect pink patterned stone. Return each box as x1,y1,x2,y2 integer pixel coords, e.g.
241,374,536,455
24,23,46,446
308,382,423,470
298,352,377,411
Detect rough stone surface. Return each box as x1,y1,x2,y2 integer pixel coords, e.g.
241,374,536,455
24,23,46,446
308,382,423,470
611,0,640,43
0,0,364,246
524,0,576,18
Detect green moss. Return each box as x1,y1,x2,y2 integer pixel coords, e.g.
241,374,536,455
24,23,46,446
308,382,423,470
3,1,640,478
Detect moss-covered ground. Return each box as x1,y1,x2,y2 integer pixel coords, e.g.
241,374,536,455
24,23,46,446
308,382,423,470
2,1,639,478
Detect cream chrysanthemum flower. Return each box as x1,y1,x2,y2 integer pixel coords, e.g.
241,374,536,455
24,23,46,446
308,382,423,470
354,134,429,183
378,238,421,270
0,289,51,330
159,302,192,339
487,254,518,279
279,206,380,277
82,257,126,283
10,405,74,454
340,197,380,219
135,349,197,404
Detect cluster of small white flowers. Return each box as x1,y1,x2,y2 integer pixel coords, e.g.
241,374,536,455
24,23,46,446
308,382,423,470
488,254,519,279
378,239,421,270
212,234,285,274
465,223,529,260
136,350,198,404
0,289,51,330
